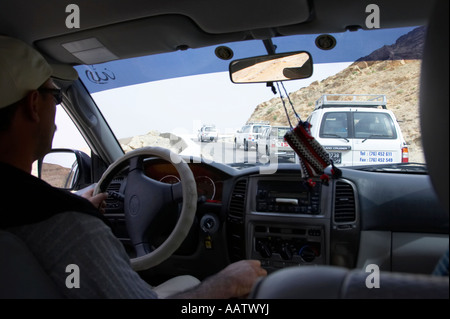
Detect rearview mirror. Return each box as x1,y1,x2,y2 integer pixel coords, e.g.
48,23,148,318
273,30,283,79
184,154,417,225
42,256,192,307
229,51,312,83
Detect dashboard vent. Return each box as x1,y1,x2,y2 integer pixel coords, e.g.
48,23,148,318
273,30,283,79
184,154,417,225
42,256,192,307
105,178,124,212
229,179,247,220
334,181,356,223
107,181,121,192
227,179,247,262
106,178,123,198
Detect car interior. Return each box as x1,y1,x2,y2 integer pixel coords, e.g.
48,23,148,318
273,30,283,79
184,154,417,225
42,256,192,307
0,0,448,300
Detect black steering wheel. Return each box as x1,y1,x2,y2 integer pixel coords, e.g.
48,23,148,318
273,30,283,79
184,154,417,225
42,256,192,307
94,147,197,271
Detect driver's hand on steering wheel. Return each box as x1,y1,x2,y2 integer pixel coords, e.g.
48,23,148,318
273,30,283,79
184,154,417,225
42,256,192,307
82,188,108,214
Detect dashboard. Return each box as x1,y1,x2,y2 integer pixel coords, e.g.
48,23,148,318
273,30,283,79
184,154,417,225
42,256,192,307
103,158,449,280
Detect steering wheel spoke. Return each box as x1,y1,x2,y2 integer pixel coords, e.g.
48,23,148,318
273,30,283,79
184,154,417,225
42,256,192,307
171,181,184,203
124,167,174,254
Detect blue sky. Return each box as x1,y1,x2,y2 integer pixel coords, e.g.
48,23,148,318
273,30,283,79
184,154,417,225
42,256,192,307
76,26,417,94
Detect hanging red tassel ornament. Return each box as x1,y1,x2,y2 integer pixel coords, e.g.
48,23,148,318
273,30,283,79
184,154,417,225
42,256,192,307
275,82,341,180
284,120,334,178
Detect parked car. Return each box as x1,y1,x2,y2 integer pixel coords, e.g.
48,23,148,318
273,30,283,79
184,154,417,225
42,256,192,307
198,125,218,142
234,122,270,151
0,0,447,304
257,126,295,160
307,94,409,166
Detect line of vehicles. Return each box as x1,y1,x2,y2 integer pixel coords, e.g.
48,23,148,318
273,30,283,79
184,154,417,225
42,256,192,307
233,94,409,166
197,123,295,162
234,122,295,160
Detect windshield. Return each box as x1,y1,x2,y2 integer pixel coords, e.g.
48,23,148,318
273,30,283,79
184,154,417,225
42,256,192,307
75,25,425,170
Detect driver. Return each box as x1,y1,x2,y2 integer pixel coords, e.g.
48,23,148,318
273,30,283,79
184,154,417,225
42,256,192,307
0,35,267,298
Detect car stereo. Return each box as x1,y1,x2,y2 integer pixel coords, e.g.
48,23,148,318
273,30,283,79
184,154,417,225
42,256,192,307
256,180,321,214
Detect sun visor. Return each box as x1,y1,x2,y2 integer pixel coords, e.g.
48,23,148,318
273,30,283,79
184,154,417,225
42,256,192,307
50,63,79,81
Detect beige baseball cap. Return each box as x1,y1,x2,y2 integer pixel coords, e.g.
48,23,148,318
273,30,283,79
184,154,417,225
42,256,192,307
0,35,78,109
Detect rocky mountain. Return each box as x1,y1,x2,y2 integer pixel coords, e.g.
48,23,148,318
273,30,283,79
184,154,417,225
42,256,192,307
247,26,426,163
356,26,425,61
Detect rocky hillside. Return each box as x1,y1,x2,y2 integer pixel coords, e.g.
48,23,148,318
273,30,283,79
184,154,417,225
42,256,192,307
247,27,425,163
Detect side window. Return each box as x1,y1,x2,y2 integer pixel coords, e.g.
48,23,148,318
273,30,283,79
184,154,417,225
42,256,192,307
320,112,349,138
32,106,89,178
53,107,89,151
242,126,250,133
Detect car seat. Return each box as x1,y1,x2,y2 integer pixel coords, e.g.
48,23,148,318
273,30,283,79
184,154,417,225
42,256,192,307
0,230,63,298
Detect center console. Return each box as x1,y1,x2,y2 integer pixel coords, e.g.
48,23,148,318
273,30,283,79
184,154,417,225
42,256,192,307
247,176,330,272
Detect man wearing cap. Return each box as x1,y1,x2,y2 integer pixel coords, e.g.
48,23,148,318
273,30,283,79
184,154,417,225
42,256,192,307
0,35,266,299
0,35,108,226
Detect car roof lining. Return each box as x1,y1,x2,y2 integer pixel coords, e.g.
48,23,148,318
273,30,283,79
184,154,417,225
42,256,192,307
0,0,435,66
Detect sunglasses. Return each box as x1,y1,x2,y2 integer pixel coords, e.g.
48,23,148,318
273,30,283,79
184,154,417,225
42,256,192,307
38,88,63,105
